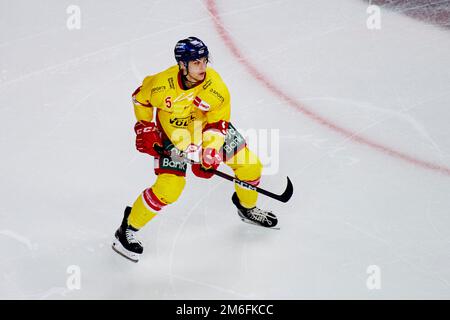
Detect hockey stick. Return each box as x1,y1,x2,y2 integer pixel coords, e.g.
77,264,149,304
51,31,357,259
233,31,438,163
154,145,293,203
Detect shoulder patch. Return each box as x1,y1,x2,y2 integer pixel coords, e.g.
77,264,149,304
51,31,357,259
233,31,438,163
193,96,210,111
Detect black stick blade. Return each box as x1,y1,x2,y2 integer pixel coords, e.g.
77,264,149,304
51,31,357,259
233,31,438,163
258,176,293,203
277,176,293,203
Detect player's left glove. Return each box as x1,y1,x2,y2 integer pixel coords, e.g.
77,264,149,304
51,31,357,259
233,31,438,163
192,148,222,179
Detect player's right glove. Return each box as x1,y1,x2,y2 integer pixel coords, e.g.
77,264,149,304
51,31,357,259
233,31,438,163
134,121,162,157
192,148,222,179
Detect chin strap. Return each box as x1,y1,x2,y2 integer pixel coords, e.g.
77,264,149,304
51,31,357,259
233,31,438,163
182,74,201,89
179,61,200,89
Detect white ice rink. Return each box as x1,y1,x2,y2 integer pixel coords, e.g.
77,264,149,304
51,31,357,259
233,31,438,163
1,0,450,299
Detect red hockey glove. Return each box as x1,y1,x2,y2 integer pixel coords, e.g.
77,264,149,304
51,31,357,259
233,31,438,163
192,148,222,179
134,121,162,157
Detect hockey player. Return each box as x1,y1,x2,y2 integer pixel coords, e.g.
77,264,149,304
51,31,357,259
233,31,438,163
112,37,277,262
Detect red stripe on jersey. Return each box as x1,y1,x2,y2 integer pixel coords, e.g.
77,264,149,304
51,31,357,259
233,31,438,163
132,86,152,107
154,168,187,177
132,86,141,97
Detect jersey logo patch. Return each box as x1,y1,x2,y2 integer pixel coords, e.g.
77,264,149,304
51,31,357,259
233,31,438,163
193,96,210,111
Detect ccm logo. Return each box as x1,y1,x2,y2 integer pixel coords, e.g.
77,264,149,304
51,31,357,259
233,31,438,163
136,127,156,134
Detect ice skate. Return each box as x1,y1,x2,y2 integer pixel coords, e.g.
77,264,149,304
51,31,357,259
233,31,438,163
112,206,143,262
232,192,279,229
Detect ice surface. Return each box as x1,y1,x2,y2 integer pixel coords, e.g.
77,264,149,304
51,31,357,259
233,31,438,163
1,0,450,299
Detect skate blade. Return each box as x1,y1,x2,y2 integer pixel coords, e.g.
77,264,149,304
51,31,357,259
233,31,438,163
240,218,280,230
112,239,141,263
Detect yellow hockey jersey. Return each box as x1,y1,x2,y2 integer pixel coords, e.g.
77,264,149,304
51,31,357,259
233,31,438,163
132,65,230,152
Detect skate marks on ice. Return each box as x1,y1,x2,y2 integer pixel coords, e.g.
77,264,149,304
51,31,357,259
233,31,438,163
0,230,38,252
367,0,450,29
285,93,450,174
205,0,450,176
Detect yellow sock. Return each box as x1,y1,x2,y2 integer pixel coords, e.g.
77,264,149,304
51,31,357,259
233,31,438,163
226,147,263,209
235,181,259,209
128,192,159,229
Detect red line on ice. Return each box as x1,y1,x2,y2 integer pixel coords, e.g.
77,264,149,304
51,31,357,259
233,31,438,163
206,0,450,177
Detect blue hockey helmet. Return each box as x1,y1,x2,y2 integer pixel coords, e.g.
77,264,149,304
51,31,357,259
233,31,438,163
174,37,209,65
